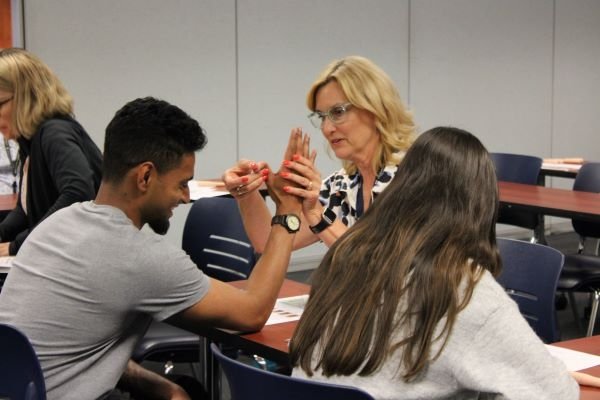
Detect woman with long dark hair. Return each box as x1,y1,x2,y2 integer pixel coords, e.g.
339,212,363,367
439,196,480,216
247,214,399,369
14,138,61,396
290,127,578,399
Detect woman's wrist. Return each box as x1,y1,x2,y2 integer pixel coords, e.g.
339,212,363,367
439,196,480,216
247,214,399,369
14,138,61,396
306,207,325,228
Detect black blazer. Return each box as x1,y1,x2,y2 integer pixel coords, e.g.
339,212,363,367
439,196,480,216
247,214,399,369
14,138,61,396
0,116,102,254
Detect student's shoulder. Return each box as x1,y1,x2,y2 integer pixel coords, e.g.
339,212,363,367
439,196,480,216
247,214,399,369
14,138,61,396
456,270,515,330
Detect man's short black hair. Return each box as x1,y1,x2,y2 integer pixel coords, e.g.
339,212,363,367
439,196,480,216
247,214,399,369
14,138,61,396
103,97,207,183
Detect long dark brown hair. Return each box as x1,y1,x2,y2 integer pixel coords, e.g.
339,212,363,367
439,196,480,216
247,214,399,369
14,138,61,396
290,126,501,381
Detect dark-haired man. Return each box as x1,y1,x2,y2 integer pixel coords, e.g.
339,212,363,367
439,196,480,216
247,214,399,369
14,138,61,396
0,97,302,399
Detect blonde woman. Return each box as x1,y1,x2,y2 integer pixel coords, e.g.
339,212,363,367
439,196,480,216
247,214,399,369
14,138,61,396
223,56,415,251
0,48,102,255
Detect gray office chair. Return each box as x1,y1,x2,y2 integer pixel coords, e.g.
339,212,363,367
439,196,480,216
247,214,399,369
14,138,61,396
211,343,375,400
491,153,545,243
496,238,564,343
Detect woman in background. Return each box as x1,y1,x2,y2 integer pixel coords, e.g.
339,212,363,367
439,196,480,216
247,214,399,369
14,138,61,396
223,56,415,252
0,48,102,255
290,127,579,399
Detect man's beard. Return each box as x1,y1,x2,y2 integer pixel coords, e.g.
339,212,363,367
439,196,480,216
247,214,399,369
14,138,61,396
148,217,170,235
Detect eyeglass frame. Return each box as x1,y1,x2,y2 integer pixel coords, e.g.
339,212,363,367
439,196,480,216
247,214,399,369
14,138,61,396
0,96,13,109
307,102,353,129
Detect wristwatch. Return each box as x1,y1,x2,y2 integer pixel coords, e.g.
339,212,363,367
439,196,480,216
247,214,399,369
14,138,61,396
309,208,336,234
271,214,301,233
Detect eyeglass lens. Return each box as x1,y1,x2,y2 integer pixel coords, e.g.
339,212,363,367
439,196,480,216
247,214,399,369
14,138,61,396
308,103,352,129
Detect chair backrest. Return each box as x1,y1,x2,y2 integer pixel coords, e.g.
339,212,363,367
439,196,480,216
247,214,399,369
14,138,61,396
210,343,374,400
495,238,564,343
182,197,257,281
490,153,542,184
0,323,46,400
572,162,600,239
490,153,543,231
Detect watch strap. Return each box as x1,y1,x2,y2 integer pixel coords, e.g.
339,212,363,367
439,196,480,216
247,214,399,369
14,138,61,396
271,214,300,233
309,208,336,234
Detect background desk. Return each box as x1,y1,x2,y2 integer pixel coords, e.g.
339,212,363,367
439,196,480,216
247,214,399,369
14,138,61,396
499,181,600,223
541,161,581,181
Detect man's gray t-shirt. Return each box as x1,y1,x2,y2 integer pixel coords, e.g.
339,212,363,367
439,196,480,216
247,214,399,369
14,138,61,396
0,202,210,399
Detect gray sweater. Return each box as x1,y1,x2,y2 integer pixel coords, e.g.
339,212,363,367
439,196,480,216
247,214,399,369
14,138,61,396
293,271,579,399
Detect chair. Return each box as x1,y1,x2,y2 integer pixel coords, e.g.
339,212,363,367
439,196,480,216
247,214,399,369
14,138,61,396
133,197,257,393
0,323,46,400
181,196,257,281
557,162,600,336
491,153,544,243
210,343,374,400
496,238,564,343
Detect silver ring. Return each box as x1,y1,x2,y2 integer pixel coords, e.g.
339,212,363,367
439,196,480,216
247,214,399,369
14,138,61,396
307,181,313,190
236,185,244,195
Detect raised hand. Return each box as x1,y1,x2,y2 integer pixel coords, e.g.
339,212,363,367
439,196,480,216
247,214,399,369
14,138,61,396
276,128,321,224
266,128,310,210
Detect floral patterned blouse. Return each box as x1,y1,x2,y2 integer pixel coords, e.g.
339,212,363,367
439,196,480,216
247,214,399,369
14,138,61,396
318,163,399,227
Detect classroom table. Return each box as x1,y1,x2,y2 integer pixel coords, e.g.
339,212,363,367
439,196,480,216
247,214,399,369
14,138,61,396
209,280,600,399
498,181,600,223
553,336,600,399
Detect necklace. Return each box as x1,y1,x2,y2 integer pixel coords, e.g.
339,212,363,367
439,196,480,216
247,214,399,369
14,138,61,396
3,138,19,194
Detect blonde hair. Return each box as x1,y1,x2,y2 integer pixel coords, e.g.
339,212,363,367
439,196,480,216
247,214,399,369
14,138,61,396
307,56,415,175
0,48,73,139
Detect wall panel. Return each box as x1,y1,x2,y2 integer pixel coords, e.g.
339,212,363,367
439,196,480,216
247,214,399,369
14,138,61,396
410,0,554,157
554,0,600,162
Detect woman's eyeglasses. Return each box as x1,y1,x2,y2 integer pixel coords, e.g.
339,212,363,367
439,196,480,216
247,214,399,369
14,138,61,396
308,103,353,128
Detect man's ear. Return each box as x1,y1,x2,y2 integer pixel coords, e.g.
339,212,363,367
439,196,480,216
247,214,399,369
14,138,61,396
136,162,155,192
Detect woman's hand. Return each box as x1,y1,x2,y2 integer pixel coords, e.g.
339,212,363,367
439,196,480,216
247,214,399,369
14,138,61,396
276,128,321,225
222,159,269,199
571,371,600,388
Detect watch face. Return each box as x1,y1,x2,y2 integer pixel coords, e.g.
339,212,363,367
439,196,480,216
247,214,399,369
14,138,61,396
286,215,301,231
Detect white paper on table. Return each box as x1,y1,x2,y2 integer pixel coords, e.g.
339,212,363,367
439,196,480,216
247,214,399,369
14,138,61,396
546,344,600,371
265,294,309,326
542,162,582,172
188,180,228,200
0,255,14,274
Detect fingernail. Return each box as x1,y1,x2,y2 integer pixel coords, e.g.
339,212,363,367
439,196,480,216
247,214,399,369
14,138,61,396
262,175,268,181
261,168,269,175
280,172,289,178
242,176,249,183
283,160,291,167
293,154,300,161
284,186,291,192
250,162,258,171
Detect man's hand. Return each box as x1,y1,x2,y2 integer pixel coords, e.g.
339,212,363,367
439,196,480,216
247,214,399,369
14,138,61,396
222,159,269,198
